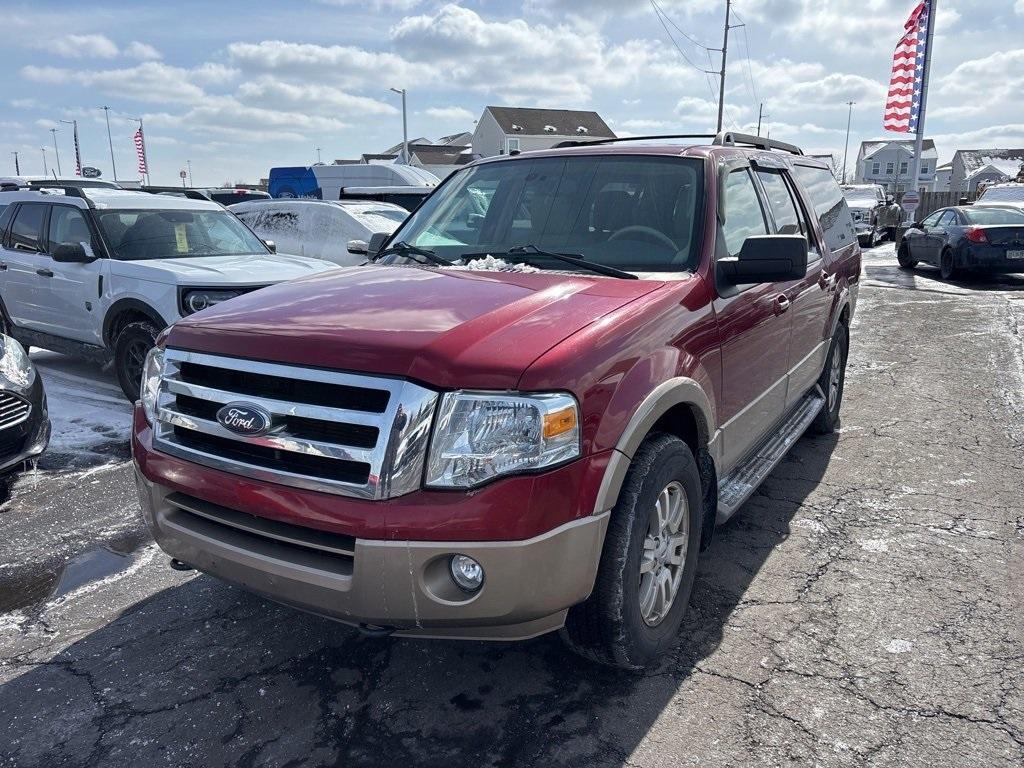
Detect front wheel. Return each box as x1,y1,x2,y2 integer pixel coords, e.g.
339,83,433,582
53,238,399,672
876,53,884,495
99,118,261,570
114,321,158,400
561,433,702,669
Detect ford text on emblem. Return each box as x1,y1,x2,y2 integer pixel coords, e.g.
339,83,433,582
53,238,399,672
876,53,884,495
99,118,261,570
216,402,273,437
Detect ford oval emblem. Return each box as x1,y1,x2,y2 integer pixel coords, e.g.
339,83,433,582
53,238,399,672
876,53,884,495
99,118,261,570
216,402,272,437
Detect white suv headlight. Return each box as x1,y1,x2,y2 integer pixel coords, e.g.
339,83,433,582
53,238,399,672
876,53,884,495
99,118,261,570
140,346,164,423
425,391,581,489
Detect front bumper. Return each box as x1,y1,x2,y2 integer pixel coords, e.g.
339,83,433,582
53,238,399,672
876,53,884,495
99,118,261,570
0,376,50,474
133,407,611,640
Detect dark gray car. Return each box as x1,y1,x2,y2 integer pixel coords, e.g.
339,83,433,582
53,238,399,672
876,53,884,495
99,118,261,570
898,206,1024,280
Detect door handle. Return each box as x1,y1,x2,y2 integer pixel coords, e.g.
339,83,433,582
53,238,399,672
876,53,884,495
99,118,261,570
774,295,791,314
819,272,837,291
36,268,54,278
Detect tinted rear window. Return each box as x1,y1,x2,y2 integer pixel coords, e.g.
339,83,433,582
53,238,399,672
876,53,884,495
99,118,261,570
792,165,856,252
963,207,1024,225
10,203,46,251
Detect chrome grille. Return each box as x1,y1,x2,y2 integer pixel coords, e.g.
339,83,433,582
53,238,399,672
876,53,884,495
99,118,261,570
0,391,31,431
152,349,438,499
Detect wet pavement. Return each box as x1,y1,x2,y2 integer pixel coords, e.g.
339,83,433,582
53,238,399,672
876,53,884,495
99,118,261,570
1,243,1022,767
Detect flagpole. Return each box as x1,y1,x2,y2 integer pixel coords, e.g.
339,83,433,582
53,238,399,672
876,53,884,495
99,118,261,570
907,0,936,221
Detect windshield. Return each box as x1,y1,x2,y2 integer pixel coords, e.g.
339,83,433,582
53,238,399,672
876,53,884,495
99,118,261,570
95,209,268,261
386,155,704,273
842,188,878,208
978,187,1024,203
963,207,1024,225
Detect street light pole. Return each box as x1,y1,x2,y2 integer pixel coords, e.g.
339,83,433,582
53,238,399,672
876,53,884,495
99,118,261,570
187,160,193,187
100,106,117,181
41,147,48,177
390,88,408,163
842,100,855,184
12,151,19,175
49,128,62,176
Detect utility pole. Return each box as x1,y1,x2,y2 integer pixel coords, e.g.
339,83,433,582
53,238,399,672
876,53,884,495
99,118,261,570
842,101,855,184
390,88,409,163
12,151,19,175
41,147,48,177
907,0,937,221
756,103,770,137
49,128,62,176
187,160,193,187
716,0,732,133
100,106,117,181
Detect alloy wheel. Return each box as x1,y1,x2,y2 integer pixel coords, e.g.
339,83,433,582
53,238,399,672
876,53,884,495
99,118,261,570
829,345,842,410
639,481,689,626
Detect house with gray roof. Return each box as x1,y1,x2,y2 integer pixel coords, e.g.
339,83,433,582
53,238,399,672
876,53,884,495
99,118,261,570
949,149,1024,195
854,139,938,194
471,106,616,158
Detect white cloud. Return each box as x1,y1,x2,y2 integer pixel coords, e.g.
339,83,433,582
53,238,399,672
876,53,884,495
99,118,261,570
1017,0,1024,15
35,119,58,130
21,62,207,104
46,33,119,59
316,0,421,7
424,106,475,122
238,78,398,117
124,41,162,61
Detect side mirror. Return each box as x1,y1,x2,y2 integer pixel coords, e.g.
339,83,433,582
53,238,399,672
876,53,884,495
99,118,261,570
347,239,368,256
262,239,277,253
51,243,93,263
367,232,389,259
718,235,808,284
911,221,923,230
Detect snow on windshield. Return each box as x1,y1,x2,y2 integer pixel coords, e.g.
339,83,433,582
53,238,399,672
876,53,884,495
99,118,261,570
339,203,407,232
842,188,878,208
979,186,1024,202
447,254,541,273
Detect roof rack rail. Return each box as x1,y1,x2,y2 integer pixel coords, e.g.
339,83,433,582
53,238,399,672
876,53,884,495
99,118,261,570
17,183,98,208
141,185,213,202
553,134,717,148
712,131,804,156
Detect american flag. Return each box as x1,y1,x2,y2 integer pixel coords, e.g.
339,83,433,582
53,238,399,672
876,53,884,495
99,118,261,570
133,127,148,176
883,1,931,133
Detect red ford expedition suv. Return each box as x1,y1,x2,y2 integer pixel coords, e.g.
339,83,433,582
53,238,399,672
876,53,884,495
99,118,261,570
133,133,861,668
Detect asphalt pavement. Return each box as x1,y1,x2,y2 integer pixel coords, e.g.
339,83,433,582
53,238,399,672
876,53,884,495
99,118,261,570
1,243,1022,767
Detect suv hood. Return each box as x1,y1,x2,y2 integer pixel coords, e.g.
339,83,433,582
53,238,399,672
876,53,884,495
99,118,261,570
109,252,334,285
168,265,665,389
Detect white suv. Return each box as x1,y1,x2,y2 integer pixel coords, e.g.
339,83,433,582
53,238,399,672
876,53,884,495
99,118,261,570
0,186,335,398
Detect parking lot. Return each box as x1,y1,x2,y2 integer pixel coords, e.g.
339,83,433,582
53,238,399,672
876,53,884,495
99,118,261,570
1,242,1022,767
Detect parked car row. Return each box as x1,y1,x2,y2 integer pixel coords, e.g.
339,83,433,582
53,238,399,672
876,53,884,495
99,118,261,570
899,205,1024,279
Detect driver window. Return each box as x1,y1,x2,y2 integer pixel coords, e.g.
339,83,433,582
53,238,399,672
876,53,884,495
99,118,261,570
937,210,957,227
921,212,942,228
47,206,94,255
722,169,768,256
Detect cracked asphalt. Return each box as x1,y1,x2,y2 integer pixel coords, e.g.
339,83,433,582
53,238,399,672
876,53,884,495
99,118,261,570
1,242,1022,767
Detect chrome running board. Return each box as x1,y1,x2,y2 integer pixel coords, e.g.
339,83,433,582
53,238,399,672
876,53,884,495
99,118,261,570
716,390,825,523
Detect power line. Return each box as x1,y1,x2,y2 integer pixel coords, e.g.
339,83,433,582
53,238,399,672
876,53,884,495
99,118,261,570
648,0,717,76
650,0,720,52
732,10,760,108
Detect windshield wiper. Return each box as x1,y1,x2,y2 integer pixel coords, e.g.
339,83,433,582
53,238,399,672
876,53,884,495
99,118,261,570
374,240,455,267
504,245,638,280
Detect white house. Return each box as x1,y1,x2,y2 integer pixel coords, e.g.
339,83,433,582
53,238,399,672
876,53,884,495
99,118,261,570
949,149,1024,195
471,106,616,158
934,161,953,192
854,139,938,194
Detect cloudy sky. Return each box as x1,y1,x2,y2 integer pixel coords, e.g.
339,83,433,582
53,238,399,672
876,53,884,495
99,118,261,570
2,0,1022,185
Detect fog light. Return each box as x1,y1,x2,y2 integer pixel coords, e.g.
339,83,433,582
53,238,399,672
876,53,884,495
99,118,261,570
450,554,484,592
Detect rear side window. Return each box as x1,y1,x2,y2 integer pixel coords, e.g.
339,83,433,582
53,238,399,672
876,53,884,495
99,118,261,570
10,203,46,252
937,210,958,227
757,170,805,236
722,169,768,256
792,165,855,252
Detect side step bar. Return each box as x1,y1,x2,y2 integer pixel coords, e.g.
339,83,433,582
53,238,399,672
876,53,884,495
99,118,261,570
716,390,825,523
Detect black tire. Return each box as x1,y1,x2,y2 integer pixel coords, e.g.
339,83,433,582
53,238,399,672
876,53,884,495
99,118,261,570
811,325,849,435
561,433,702,669
897,244,917,270
940,248,958,281
114,321,158,400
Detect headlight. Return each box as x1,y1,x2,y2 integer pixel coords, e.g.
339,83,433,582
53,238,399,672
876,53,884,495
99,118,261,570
180,288,245,316
0,335,35,389
425,391,580,488
141,346,164,422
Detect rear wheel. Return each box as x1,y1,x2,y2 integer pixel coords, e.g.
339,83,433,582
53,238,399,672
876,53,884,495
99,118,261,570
114,321,158,400
561,433,702,669
811,325,848,435
897,243,917,269
940,249,958,281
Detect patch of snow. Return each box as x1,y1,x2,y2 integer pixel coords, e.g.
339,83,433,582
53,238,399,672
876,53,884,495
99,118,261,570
947,477,976,486
858,538,889,553
885,638,914,654
451,255,541,273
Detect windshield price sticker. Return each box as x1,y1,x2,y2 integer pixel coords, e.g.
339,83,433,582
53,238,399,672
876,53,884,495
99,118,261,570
174,223,189,252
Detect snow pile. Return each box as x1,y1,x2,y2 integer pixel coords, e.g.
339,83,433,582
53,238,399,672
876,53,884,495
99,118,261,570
30,352,132,470
454,254,541,273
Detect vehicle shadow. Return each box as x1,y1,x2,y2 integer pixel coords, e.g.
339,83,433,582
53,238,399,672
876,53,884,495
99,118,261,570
863,261,1024,293
0,434,838,768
